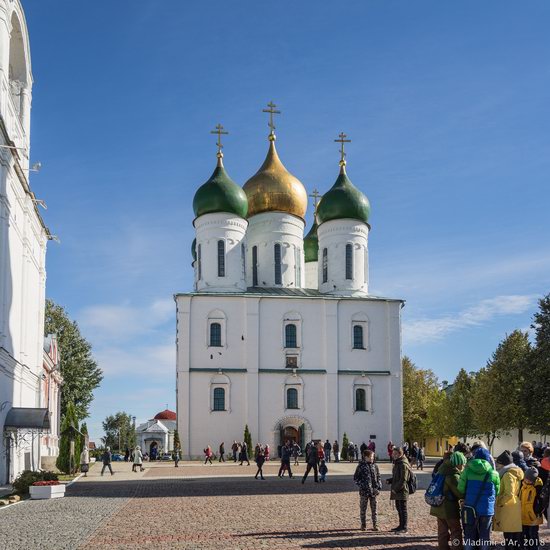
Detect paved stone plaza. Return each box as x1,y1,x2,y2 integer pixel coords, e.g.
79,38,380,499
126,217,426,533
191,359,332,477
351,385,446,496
0,461,549,549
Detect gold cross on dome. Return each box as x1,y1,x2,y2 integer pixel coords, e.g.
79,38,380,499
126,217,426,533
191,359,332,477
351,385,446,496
335,132,351,166
210,123,228,157
309,188,321,210
262,101,281,137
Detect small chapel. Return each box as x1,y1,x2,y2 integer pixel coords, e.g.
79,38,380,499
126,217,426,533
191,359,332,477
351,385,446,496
175,104,404,459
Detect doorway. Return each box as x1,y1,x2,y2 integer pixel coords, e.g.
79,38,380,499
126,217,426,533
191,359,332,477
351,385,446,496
283,426,299,444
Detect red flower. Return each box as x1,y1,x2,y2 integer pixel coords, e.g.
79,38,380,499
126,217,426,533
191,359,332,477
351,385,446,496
32,481,60,486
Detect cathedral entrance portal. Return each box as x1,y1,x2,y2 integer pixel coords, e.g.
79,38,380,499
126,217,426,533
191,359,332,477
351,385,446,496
283,426,299,443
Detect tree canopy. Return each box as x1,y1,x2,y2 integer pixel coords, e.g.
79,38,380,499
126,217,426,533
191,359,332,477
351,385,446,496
102,412,136,451
44,299,103,421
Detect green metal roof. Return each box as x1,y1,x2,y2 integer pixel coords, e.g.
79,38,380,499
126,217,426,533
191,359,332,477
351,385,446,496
316,168,370,225
193,161,248,219
303,221,318,262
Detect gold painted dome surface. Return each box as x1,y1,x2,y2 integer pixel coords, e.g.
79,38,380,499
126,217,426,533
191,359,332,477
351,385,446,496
243,139,308,219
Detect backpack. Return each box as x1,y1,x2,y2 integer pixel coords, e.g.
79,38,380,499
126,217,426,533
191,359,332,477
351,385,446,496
424,472,446,506
535,478,550,516
407,466,418,495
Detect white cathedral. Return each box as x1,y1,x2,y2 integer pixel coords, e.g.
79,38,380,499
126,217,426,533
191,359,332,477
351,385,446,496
175,109,404,459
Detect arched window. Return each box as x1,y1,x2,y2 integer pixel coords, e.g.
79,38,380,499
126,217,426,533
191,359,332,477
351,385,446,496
355,388,366,411
353,325,364,349
198,244,202,280
286,388,298,409
274,243,282,285
252,246,258,286
213,387,225,411
217,240,225,277
322,248,328,283
285,323,297,348
210,323,222,347
346,244,353,280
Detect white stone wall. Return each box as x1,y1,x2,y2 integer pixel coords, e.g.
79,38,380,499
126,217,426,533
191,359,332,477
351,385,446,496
0,0,49,483
176,293,403,459
318,218,369,295
304,261,318,289
245,212,305,288
194,212,247,293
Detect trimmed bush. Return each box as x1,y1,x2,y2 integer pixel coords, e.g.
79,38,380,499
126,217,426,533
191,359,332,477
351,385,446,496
13,470,59,494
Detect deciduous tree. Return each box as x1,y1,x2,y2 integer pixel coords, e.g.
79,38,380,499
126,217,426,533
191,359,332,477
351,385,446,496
44,300,103,421
102,412,135,452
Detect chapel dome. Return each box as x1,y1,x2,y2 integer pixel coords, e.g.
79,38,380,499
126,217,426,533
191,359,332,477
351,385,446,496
154,409,176,421
193,158,248,219
316,165,370,225
304,220,318,262
243,138,307,220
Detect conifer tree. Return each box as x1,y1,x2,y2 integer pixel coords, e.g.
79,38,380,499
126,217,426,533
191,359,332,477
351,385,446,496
341,432,349,460
173,429,181,451
243,424,252,453
56,401,79,474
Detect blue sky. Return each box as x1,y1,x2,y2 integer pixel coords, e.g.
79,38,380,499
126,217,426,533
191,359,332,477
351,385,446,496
24,1,550,442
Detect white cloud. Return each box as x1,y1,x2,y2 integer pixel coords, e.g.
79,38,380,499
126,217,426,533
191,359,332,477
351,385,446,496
404,294,537,344
78,299,174,343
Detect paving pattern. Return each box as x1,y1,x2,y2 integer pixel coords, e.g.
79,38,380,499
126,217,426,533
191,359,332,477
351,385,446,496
0,461,548,550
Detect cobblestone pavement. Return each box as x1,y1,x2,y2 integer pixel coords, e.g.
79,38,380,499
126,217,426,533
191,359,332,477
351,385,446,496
1,462,549,550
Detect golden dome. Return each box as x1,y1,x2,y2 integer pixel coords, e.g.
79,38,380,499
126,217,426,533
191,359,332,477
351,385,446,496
243,137,307,219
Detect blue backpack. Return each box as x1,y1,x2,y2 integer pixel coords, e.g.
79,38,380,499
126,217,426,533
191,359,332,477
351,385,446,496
425,472,446,506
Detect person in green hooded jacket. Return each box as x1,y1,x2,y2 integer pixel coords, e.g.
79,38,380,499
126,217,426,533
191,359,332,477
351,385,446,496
430,451,466,550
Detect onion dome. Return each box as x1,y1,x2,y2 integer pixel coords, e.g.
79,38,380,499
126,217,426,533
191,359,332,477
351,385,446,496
316,164,370,225
154,409,176,421
243,136,307,220
191,238,197,261
193,156,248,219
304,220,318,262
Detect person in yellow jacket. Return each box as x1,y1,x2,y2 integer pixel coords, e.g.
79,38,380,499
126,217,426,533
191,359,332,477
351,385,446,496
494,450,524,548
520,467,544,550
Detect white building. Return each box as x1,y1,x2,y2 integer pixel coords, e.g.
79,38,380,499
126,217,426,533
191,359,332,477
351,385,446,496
0,0,54,483
176,118,404,459
135,409,177,458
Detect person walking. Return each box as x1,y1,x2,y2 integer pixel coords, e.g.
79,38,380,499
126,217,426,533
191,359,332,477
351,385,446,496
219,442,225,462
520,467,544,550
417,446,425,471
458,447,500,550
494,450,524,548
386,446,411,532
264,444,270,461
410,443,419,468
204,445,213,465
387,441,394,463
174,448,180,468
354,449,381,531
348,442,355,463
354,444,360,462
279,441,293,477
133,445,144,472
80,446,90,477
255,446,266,480
239,442,250,466
333,440,340,463
101,446,114,476
324,439,332,463
292,441,301,466
302,442,319,483
430,451,466,550
231,441,238,462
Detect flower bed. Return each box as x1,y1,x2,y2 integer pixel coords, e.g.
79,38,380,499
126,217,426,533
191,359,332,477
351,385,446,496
32,481,60,487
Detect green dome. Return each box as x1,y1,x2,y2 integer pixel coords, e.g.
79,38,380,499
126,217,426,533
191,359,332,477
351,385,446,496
304,220,318,262
193,158,248,219
316,167,370,225
191,238,197,261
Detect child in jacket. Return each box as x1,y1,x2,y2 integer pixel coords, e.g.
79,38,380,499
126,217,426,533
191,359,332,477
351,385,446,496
521,467,544,550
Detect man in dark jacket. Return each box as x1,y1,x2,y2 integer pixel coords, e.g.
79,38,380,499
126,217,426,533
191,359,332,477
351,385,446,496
386,447,411,532
354,449,381,531
430,451,466,549
324,440,332,463
101,447,114,476
302,442,319,483
333,441,340,462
